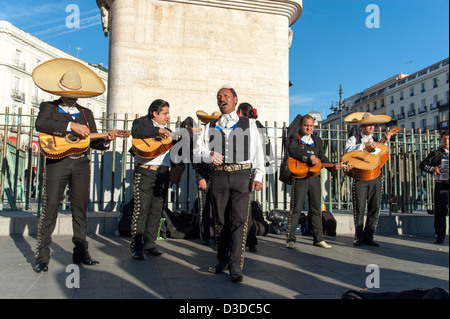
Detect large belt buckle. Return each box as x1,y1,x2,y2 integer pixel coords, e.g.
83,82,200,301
223,164,235,173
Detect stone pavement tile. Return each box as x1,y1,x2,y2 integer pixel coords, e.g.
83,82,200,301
0,233,447,299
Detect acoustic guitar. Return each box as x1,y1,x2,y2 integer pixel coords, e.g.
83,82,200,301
132,136,173,159
39,131,131,159
288,157,353,179
341,127,401,181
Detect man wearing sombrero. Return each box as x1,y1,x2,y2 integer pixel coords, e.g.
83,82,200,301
344,112,392,247
32,58,119,272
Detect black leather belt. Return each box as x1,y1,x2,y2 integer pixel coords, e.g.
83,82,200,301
215,163,252,172
136,164,169,172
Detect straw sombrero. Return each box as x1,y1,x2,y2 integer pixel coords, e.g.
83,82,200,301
344,112,392,125
196,110,221,124
32,58,105,98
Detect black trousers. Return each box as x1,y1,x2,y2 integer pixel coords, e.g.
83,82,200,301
130,167,169,253
197,182,212,243
210,169,252,270
352,176,381,241
287,176,323,244
35,156,91,264
434,182,449,241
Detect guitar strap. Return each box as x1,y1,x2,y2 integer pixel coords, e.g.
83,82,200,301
80,107,90,128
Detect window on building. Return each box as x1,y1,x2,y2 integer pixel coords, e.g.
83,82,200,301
433,77,438,88
421,82,426,93
421,118,427,131
410,87,414,97
400,91,404,100
390,95,394,104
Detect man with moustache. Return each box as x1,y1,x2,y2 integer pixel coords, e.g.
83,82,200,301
194,88,265,283
286,115,343,250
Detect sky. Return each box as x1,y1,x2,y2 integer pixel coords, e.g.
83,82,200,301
1,0,449,122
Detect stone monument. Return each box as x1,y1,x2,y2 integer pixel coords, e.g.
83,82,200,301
97,0,302,124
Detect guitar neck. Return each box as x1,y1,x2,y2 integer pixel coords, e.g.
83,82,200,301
90,133,110,139
321,163,336,168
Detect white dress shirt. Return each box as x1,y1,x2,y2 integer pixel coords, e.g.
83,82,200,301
194,111,265,183
344,134,381,155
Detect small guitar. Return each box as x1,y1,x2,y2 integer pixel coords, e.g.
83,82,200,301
288,157,353,179
39,131,130,159
132,136,173,159
341,127,401,180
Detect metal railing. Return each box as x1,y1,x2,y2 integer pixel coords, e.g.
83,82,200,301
0,107,442,215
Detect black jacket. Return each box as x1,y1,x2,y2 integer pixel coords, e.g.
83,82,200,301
288,132,330,164
420,147,448,174
35,98,107,151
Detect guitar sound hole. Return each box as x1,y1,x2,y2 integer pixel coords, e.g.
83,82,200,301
154,136,162,142
65,134,80,144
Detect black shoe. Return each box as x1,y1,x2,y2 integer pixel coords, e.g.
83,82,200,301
34,263,48,273
248,245,257,253
362,239,380,247
74,257,100,265
229,267,244,283
144,248,164,256
208,261,228,274
434,237,444,244
132,251,145,260
353,239,362,246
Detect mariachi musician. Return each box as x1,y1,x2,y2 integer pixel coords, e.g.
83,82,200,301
287,115,343,250
344,112,392,247
419,130,449,244
32,58,119,273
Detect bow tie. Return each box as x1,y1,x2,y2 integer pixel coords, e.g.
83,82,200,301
301,140,315,147
217,114,237,129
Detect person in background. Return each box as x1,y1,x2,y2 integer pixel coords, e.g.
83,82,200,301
420,130,449,244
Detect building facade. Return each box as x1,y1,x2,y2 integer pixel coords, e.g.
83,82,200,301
322,58,449,134
0,20,108,121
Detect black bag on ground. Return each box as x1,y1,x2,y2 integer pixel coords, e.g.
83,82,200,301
322,211,337,236
250,201,269,236
118,199,134,237
279,114,303,185
342,287,449,299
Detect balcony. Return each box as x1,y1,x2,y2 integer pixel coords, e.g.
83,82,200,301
31,96,44,106
13,59,26,71
418,105,427,114
11,89,25,102
438,99,449,110
408,110,416,117
397,113,405,120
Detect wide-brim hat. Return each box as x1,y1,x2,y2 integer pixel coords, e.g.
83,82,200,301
344,112,392,125
32,58,105,98
196,110,221,124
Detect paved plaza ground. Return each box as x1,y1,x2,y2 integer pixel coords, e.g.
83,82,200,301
0,232,447,300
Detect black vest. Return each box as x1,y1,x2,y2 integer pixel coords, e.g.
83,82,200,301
208,117,250,163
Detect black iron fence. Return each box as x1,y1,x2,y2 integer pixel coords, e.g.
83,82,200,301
0,107,441,215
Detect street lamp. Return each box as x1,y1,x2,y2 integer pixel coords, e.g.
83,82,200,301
330,84,350,137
